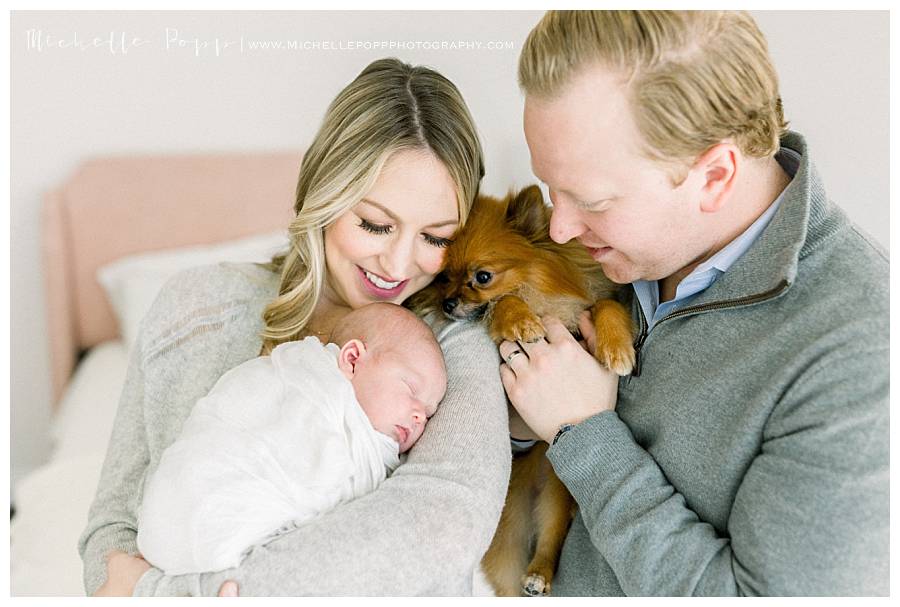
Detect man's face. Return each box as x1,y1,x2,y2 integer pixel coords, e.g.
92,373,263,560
523,63,709,285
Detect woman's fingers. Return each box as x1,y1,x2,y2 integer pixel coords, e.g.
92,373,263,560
218,580,240,597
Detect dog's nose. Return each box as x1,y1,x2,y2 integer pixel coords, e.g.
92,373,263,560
442,298,459,315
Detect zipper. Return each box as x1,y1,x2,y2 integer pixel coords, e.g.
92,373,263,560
632,304,649,377
629,279,790,378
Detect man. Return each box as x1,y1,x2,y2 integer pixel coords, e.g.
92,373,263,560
500,10,888,596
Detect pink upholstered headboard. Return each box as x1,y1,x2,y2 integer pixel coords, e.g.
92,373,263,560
42,152,302,407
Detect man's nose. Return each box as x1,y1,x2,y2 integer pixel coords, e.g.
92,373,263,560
548,193,585,244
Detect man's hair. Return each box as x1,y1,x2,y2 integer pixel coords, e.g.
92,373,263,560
519,11,788,171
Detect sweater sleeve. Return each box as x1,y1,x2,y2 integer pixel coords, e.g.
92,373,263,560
546,347,889,596
77,332,150,596
78,262,272,595
133,319,511,596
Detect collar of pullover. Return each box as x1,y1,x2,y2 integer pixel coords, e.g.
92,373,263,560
685,130,847,310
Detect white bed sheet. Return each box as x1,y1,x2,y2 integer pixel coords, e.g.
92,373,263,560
11,340,129,597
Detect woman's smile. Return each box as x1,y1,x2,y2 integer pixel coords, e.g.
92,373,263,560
357,266,409,298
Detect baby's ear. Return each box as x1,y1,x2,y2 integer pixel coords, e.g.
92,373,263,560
506,185,550,239
337,339,367,380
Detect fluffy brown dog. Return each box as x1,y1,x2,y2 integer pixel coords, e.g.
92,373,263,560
411,185,635,596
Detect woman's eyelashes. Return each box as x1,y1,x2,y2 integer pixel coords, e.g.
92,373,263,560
357,218,452,248
358,218,391,235
423,234,453,248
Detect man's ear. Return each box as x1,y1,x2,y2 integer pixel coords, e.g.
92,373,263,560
506,185,550,238
337,339,367,380
693,143,739,213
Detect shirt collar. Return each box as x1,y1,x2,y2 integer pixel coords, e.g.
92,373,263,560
632,147,801,321
691,148,800,277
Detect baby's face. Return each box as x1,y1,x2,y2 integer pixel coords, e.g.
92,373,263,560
351,346,446,453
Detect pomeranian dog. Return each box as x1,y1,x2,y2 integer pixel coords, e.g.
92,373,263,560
411,184,634,596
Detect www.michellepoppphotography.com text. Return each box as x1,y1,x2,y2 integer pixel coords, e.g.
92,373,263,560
24,28,516,57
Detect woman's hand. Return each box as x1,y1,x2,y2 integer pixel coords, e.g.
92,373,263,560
93,550,240,597
92,550,151,596
499,315,619,443
218,581,240,597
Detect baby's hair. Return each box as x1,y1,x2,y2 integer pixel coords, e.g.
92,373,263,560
330,303,442,365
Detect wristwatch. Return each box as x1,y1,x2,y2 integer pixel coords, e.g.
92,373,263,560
552,423,576,446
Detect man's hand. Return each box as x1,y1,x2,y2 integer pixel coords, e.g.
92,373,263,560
508,403,541,441
499,315,619,443
93,550,151,596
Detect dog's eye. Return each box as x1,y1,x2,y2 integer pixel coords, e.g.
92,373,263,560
475,270,493,285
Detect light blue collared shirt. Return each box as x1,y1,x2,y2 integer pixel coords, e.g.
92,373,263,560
633,148,799,330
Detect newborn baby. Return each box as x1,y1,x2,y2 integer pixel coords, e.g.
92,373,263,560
137,302,446,575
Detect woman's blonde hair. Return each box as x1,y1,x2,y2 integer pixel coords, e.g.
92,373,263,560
260,58,484,354
519,11,788,176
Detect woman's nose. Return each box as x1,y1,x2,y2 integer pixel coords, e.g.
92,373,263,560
548,192,585,244
380,236,415,279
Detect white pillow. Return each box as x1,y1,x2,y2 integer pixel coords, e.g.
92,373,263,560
97,231,289,349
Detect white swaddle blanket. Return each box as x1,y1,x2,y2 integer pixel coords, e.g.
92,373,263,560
137,337,400,575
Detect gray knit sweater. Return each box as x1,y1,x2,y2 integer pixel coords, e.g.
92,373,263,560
547,131,889,596
77,262,511,596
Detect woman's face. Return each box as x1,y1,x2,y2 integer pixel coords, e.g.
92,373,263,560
324,148,460,309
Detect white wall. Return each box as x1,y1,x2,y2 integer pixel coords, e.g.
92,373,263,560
9,11,889,485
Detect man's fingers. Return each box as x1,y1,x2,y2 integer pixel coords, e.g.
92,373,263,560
499,360,517,388
498,339,518,360
499,340,528,370
542,315,572,343
577,310,597,356
518,336,547,358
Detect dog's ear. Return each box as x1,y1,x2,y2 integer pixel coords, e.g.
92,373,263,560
506,185,550,239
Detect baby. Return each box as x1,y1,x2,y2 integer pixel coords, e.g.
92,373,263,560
137,302,446,575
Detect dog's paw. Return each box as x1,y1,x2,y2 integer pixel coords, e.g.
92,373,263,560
499,315,546,344
597,342,636,376
521,573,550,596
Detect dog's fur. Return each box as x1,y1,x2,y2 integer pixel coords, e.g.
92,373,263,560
410,185,635,596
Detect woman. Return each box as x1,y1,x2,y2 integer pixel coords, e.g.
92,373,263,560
79,58,511,596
